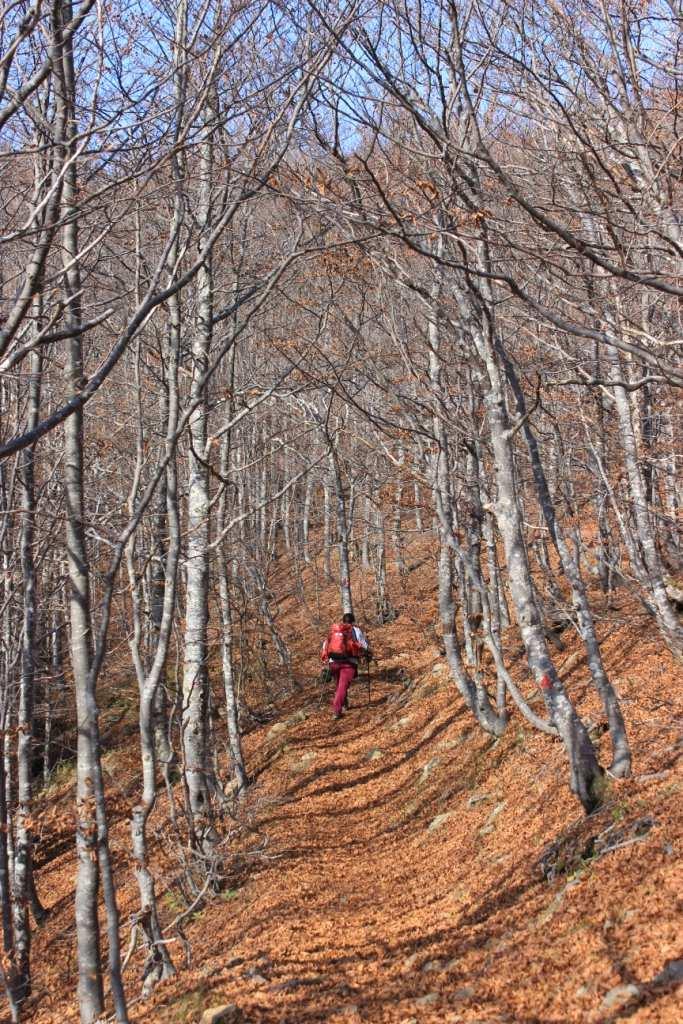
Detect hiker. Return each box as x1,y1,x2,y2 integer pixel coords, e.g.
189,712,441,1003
321,612,371,719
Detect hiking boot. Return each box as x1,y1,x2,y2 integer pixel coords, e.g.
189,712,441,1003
332,711,342,720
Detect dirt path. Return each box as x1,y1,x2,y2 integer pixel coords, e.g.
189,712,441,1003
143,674,479,1023
30,602,682,1024
221,681,449,1022
138,633,681,1024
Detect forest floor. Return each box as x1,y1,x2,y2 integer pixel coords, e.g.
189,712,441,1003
27,542,682,1024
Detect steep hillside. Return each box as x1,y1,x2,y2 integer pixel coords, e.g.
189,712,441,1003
28,548,682,1024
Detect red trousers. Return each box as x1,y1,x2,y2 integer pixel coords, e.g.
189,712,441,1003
331,661,357,714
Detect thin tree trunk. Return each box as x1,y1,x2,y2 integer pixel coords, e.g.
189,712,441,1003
301,476,313,565
13,342,42,1005
501,350,631,776
0,700,19,1022
182,106,217,857
661,408,680,565
323,479,332,578
217,349,247,795
606,345,683,658
427,281,506,737
360,492,371,570
126,323,181,993
392,446,407,577
476,320,603,811
44,592,65,784
328,447,353,615
149,402,175,778
372,497,392,622
57,6,128,1015
56,3,104,1013
414,481,423,532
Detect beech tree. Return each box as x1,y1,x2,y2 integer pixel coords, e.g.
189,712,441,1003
0,0,679,1019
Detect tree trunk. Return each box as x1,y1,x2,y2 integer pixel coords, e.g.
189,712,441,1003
606,345,683,658
501,349,631,776
0,701,19,1023
477,325,603,811
329,447,353,615
301,476,313,565
182,109,217,857
427,282,506,737
392,446,407,577
14,343,42,1004
56,3,105,1013
323,478,332,578
217,345,248,796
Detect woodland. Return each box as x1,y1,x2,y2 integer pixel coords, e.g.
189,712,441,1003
0,1,681,1022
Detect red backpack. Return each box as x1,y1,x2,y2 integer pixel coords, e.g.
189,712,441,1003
325,622,362,661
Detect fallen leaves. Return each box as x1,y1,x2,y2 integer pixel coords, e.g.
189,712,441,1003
27,542,683,1023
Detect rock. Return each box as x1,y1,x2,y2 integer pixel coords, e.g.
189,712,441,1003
438,736,465,751
600,983,640,1010
450,985,475,1002
395,715,412,729
224,956,244,969
415,991,440,1006
479,801,506,835
290,750,317,772
487,800,507,821
199,1005,241,1024
366,747,383,761
403,952,420,971
199,962,223,978
396,799,420,826
243,968,268,984
268,722,287,737
419,757,440,784
270,975,326,992
467,793,490,808
428,812,452,831
421,959,443,973
653,959,683,987
286,709,308,725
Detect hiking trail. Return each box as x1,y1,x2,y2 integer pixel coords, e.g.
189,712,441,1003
30,579,682,1024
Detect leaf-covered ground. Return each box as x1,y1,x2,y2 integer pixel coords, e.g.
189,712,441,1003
27,547,682,1023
